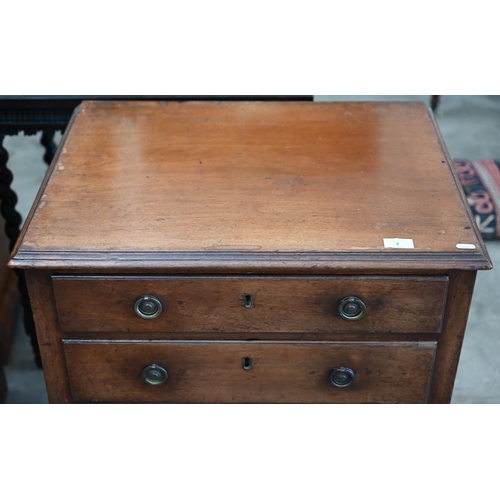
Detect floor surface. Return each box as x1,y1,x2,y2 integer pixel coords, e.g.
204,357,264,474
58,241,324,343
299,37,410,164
2,95,499,403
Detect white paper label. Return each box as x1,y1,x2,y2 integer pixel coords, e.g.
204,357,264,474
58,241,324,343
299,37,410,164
456,243,476,249
383,238,415,249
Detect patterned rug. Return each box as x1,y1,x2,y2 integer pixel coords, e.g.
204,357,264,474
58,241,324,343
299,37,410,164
453,160,500,240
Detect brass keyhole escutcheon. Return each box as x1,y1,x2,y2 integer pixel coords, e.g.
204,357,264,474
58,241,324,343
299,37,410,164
243,294,254,308
242,357,253,370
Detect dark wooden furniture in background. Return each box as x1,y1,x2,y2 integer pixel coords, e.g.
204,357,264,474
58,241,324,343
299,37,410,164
0,95,313,367
0,362,6,403
431,95,441,112
9,100,491,403
0,209,20,402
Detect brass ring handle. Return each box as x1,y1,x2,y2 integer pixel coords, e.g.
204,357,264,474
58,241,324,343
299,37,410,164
329,367,355,388
142,364,169,386
134,295,163,319
337,296,366,321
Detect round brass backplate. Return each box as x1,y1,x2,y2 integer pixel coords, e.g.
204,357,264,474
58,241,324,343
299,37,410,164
134,295,163,319
337,296,366,321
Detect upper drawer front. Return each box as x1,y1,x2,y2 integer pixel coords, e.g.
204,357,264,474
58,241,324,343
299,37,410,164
63,341,437,403
52,275,448,334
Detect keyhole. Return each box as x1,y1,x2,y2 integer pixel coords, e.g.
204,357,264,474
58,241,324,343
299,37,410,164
243,294,253,308
242,357,252,370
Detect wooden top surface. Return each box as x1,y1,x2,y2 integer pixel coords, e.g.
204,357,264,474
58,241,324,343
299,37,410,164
10,101,491,271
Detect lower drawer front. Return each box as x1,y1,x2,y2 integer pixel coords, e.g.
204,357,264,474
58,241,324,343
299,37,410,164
64,341,436,403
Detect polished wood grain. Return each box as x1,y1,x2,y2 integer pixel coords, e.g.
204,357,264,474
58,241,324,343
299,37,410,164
428,271,477,403
63,341,437,403
10,101,490,272
10,101,492,404
53,275,448,335
25,270,72,403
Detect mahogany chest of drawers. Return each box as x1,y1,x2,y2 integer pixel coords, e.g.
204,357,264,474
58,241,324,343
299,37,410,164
9,100,492,403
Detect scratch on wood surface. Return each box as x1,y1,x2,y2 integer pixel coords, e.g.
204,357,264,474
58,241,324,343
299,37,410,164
350,246,385,250
207,245,262,251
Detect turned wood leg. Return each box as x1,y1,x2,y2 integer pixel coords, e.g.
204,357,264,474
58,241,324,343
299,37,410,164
41,131,56,166
0,135,22,246
0,135,42,368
